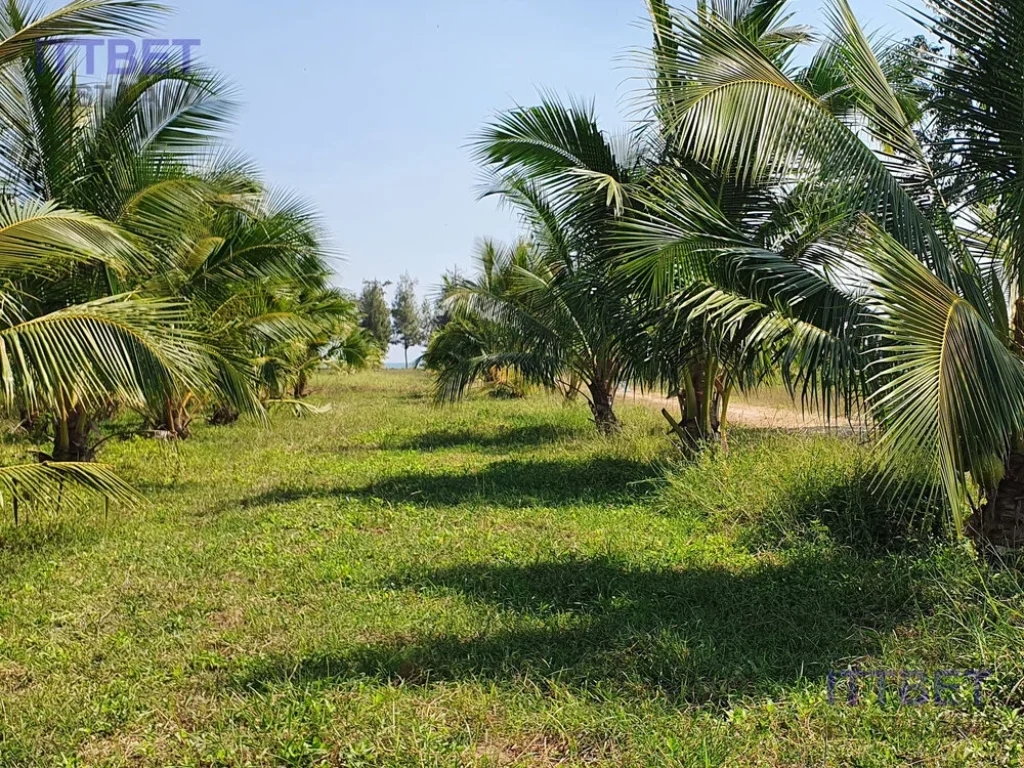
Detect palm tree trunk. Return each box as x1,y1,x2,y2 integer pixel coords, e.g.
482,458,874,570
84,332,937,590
980,304,1024,548
973,452,1024,549
719,380,733,454
293,371,309,400
154,396,193,439
52,404,95,462
1013,296,1024,351
676,390,691,423
18,406,42,434
587,377,620,435
677,360,723,447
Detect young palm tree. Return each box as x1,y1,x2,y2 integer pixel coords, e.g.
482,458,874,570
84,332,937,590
429,99,653,434
252,286,371,406
426,240,548,395
422,262,525,398
0,0,222,511
436,223,645,435
627,0,890,447
0,204,208,510
0,20,349,442
0,13,240,455
624,0,1024,545
0,0,349,514
140,185,344,434
0,204,213,458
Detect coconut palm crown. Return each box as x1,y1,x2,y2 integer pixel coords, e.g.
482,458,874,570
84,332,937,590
621,0,1024,544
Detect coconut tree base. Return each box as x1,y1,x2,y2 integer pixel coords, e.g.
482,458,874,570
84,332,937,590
592,407,621,435
51,407,96,462
150,396,195,440
661,408,722,457
970,453,1024,549
586,380,620,435
292,371,309,400
208,404,240,425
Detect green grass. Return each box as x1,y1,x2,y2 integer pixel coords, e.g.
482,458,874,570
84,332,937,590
1,370,1023,766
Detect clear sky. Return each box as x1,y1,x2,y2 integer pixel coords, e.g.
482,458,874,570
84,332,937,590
147,0,917,362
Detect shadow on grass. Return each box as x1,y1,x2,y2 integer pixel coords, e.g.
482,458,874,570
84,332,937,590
395,423,587,452
654,429,945,556
243,456,658,509
762,480,944,555
233,553,921,704
0,519,109,584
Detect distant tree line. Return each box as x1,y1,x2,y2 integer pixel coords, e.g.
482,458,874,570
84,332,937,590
358,273,447,368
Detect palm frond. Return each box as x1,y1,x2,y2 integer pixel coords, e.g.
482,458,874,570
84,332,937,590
0,197,142,275
864,221,1024,531
0,0,165,66
0,293,209,412
0,460,139,521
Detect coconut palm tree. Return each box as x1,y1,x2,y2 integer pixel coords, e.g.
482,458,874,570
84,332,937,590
0,16,352,443
278,292,375,401
435,198,649,434
0,0,352,517
0,9,243,455
0,0,222,511
426,239,547,397
430,99,654,434
139,184,346,434
0,204,213,456
422,261,523,398
0,199,208,506
625,0,897,448
623,0,1024,546
248,286,371,406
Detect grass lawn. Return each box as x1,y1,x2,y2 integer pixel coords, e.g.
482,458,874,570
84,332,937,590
1,370,1023,766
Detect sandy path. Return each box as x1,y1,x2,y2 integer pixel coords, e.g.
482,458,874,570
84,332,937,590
621,390,857,432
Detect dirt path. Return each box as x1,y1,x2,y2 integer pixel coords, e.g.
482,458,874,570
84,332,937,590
622,390,858,432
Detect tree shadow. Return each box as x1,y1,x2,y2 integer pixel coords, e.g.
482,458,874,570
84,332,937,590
232,552,923,705
242,457,659,509
395,423,587,452
733,472,944,556
0,519,109,585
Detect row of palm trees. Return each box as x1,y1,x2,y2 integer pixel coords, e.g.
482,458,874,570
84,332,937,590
0,1,371,517
425,0,1024,548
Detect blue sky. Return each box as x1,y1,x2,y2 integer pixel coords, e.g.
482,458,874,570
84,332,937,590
148,0,917,362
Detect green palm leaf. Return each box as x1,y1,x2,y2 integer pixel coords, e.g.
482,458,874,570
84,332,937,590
0,197,143,275
0,293,209,412
864,221,1024,531
0,0,165,66
0,460,139,521
648,4,962,285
